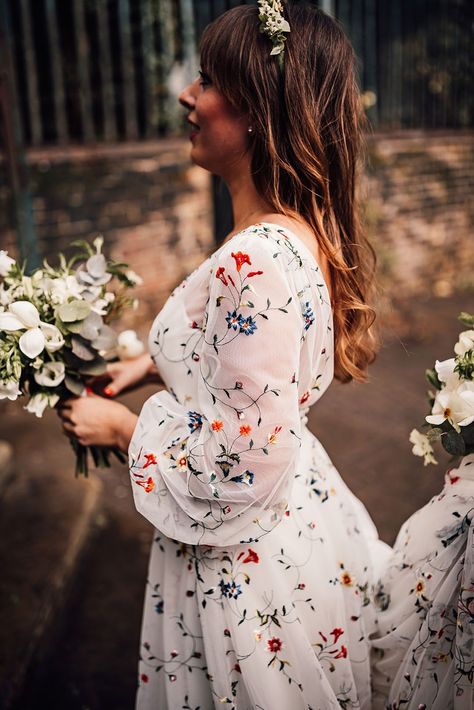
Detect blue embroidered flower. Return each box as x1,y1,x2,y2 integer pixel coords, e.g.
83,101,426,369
302,301,315,331
238,314,257,335
226,310,240,331
155,601,164,614
219,578,242,599
187,410,203,433
230,470,255,485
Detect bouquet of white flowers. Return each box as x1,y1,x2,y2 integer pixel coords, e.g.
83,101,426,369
0,237,141,476
410,312,474,465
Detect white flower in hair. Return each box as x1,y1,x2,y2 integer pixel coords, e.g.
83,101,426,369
257,0,290,67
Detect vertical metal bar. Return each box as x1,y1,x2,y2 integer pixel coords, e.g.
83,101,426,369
363,0,378,127
44,0,68,144
140,0,158,138
180,0,198,79
156,0,176,132
19,0,41,145
320,0,335,17
96,0,117,142
72,0,94,141
0,0,40,269
117,0,138,139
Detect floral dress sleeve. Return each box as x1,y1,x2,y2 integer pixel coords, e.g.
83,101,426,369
128,234,304,546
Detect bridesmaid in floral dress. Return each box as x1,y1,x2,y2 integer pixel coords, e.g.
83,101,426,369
58,5,391,708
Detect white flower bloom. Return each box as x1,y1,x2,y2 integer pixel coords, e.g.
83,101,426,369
426,382,474,431
89,298,109,316
409,429,438,466
434,358,461,390
0,251,16,277
125,270,143,286
34,361,65,387
24,392,59,418
454,330,474,357
117,330,145,360
0,380,22,401
46,275,85,305
0,301,46,358
41,323,65,352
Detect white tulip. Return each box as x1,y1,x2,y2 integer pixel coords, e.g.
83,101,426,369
0,380,21,401
0,251,15,277
454,330,474,357
24,392,59,418
426,382,474,431
117,330,145,360
41,323,65,352
409,429,437,466
434,358,461,390
34,361,65,387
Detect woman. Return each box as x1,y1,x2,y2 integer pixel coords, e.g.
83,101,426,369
58,4,389,707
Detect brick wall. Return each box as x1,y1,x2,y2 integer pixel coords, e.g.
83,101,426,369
363,131,474,314
0,131,472,338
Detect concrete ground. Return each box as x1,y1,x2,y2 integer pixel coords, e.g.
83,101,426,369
2,291,470,710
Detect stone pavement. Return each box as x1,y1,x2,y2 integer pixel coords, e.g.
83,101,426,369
0,291,471,710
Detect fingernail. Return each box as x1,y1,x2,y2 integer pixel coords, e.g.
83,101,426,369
85,386,94,395
104,387,113,397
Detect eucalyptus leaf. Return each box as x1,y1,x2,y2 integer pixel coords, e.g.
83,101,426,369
58,300,91,323
78,358,108,376
64,320,86,334
92,325,117,351
80,312,103,340
71,335,96,361
64,375,86,396
441,429,466,456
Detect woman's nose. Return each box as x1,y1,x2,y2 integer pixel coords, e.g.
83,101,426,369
178,81,196,111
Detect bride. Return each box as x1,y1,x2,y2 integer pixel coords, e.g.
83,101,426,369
55,3,471,708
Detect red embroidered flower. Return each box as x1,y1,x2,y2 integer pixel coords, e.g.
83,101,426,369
267,425,282,445
340,571,353,587
216,266,228,285
267,637,283,653
297,583,306,590
143,452,157,469
234,663,241,673
334,645,348,659
247,270,263,277
136,476,154,493
242,548,259,564
331,627,344,643
239,424,252,436
300,391,310,404
231,251,251,272
140,673,149,683
211,419,224,432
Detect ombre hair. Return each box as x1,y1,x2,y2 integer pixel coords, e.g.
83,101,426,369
199,3,379,383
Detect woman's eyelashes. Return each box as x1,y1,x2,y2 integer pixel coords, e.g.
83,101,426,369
198,70,211,86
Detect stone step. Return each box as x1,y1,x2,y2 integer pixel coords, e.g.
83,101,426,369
0,464,103,710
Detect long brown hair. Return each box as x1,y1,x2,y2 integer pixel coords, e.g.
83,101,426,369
199,3,379,383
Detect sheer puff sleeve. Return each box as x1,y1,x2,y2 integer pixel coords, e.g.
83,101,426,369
128,232,304,546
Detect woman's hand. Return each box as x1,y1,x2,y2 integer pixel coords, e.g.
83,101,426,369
57,393,138,453
88,353,162,398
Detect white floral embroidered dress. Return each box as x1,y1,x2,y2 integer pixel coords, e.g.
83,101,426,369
372,453,474,710
129,222,386,709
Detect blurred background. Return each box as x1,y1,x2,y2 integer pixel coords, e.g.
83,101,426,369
0,0,472,708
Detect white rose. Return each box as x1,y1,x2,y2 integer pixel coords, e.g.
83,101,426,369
34,361,65,387
0,251,16,277
117,330,145,360
24,392,59,418
0,380,22,401
454,330,474,357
